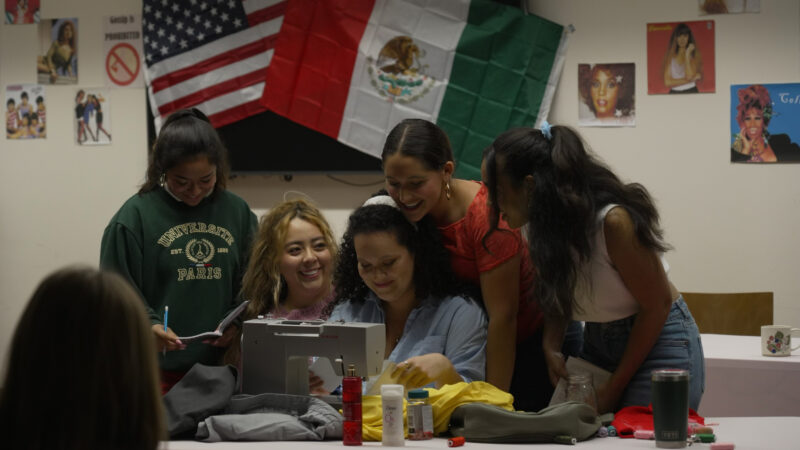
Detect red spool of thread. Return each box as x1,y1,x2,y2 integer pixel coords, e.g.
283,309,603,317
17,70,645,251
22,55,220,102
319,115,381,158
448,436,466,447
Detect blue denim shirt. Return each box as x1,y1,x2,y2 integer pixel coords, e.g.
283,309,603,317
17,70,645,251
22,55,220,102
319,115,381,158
329,292,487,383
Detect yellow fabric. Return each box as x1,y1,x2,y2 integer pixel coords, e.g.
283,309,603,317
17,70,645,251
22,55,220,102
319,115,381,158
360,381,514,441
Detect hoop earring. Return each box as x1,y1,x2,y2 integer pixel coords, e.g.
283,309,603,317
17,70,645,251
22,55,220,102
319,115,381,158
159,173,166,187
445,181,452,200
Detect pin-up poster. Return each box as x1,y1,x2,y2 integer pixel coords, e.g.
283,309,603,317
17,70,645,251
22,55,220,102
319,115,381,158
647,21,715,95
6,84,45,139
731,83,800,163
74,89,111,145
4,0,39,24
36,18,78,84
578,63,635,127
699,0,760,15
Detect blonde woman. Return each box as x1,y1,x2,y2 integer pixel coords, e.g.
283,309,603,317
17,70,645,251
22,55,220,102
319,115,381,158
227,199,337,363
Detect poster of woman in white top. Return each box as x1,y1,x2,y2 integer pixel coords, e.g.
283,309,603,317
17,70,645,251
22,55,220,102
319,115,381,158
647,20,715,95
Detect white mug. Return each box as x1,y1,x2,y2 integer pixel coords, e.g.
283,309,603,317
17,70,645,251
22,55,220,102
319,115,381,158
761,325,800,356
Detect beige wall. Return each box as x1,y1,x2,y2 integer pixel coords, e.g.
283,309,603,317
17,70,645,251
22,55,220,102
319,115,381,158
528,0,800,324
1,0,798,371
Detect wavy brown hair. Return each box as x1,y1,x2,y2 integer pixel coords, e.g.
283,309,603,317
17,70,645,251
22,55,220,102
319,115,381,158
241,198,337,319
225,199,337,364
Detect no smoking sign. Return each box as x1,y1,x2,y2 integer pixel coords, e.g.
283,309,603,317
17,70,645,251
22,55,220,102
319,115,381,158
106,43,141,87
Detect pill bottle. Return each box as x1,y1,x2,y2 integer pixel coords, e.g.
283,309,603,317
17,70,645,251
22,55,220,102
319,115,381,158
407,388,433,440
381,384,405,446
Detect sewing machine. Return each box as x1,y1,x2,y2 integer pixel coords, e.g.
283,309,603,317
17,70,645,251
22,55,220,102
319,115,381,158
240,318,385,396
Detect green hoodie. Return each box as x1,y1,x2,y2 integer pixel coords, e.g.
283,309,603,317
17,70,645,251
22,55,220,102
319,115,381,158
100,188,257,372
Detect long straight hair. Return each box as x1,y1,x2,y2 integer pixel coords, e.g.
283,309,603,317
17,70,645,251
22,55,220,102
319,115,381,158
0,266,166,450
483,126,669,320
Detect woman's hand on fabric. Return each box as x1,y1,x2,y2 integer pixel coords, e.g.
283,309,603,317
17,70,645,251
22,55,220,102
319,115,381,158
152,324,186,352
544,349,569,387
392,353,461,389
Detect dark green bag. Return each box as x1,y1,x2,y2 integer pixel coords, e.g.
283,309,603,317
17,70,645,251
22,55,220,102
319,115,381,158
448,401,601,443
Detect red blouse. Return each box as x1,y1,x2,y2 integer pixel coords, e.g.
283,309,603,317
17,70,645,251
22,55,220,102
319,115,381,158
437,182,542,342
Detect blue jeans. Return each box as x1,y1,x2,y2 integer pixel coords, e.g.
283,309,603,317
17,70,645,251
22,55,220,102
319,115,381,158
580,296,705,411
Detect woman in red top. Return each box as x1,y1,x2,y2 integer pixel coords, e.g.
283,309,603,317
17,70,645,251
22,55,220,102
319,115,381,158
382,118,552,410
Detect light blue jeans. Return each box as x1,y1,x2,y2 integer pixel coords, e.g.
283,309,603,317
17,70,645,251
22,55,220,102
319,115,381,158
580,296,705,411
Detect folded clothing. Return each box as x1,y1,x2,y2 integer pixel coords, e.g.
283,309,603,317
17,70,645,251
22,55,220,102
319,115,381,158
197,392,342,442
448,401,601,444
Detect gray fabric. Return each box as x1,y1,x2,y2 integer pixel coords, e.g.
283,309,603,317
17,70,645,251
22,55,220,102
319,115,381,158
448,401,600,443
196,393,342,441
162,364,238,439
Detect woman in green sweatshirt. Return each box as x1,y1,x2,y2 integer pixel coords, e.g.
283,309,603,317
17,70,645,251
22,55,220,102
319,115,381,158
100,108,257,393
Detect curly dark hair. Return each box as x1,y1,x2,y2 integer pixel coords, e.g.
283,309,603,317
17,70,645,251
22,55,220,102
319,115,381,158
483,125,669,321
326,203,462,316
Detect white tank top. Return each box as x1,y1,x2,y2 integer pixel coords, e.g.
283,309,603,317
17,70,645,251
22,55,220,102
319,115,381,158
572,204,670,323
670,57,696,92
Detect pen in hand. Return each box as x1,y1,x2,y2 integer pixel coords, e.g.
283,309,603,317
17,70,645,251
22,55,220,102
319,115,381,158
163,306,169,356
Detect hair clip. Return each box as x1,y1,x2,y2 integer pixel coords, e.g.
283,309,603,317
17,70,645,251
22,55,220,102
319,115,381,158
362,195,417,229
363,195,398,208
540,120,553,140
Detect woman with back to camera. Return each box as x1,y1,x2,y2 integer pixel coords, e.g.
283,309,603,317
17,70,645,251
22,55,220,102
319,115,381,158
578,63,635,125
0,266,165,450
327,197,487,388
662,23,702,94
227,198,338,365
482,123,705,413
382,118,580,410
731,84,800,162
100,108,257,393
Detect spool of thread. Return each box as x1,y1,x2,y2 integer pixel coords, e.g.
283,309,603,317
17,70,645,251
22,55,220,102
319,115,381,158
698,433,716,443
595,426,608,438
607,425,617,437
447,436,465,447
633,430,655,440
690,425,714,435
553,435,577,445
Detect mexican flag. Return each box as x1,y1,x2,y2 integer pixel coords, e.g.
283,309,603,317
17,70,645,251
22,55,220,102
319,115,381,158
261,0,568,179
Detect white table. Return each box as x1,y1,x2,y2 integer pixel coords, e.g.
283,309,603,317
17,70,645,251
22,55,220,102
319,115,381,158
699,333,800,417
163,417,798,450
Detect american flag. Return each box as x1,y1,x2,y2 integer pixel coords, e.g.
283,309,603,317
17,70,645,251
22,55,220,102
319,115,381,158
143,0,285,129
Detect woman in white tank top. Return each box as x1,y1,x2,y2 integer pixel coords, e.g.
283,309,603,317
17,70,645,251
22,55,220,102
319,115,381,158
482,123,705,414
